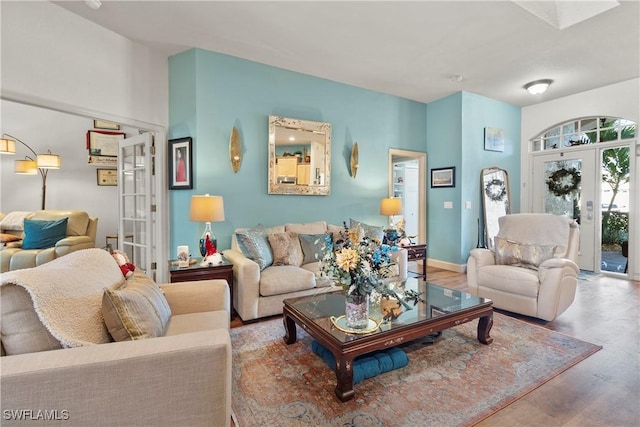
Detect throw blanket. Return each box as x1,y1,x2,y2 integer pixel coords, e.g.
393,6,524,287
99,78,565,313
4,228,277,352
1,248,125,347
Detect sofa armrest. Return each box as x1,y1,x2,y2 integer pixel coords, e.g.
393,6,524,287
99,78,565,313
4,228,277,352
468,248,496,268
466,248,495,294
222,249,261,321
54,236,95,257
159,280,230,315
1,330,232,427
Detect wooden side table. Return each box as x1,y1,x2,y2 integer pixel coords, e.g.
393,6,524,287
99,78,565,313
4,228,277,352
169,259,235,319
404,244,427,279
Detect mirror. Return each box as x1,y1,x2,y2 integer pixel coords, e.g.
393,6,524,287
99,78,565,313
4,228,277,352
268,116,331,195
480,167,511,249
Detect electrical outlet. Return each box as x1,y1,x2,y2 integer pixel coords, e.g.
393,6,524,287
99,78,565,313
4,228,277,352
465,201,471,209
444,201,453,209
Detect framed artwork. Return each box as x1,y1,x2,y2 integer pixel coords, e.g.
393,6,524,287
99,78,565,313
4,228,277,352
169,137,193,190
93,119,120,131
484,127,505,152
97,169,117,186
431,166,455,188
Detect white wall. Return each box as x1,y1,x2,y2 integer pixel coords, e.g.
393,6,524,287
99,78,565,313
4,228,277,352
1,1,168,126
521,78,640,280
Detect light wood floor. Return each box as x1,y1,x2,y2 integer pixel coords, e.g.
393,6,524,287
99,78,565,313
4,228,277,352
231,263,640,426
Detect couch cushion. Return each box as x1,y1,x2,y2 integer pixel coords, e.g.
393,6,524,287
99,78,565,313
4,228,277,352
235,225,273,270
268,231,304,266
350,218,384,241
102,272,172,341
285,221,327,234
164,311,228,336
0,211,31,231
260,265,316,296
477,264,540,298
301,261,333,288
0,283,63,355
299,233,330,265
327,223,345,242
494,236,556,270
21,218,68,250
29,210,90,237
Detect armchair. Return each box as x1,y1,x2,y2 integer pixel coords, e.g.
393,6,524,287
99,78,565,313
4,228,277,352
467,213,580,321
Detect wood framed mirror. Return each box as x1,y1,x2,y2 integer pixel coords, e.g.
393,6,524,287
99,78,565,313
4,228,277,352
481,166,511,249
268,116,331,195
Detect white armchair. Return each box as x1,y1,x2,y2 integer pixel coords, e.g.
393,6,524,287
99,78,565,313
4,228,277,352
467,213,580,321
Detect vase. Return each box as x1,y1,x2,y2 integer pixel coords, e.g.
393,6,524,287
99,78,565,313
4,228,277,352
345,294,370,329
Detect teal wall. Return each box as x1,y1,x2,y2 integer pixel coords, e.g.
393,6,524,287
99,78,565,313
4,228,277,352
426,92,521,265
168,49,427,254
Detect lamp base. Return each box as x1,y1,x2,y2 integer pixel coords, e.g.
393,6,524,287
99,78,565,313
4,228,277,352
199,222,218,257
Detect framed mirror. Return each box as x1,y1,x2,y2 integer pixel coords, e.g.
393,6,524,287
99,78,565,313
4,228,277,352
268,116,331,195
480,167,511,249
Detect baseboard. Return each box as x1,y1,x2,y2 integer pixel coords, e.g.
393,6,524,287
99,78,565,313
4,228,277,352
426,258,467,274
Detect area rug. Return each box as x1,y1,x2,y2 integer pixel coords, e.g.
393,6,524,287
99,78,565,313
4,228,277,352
231,313,601,427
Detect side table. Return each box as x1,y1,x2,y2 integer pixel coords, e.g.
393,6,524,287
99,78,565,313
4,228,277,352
404,244,427,279
169,259,235,319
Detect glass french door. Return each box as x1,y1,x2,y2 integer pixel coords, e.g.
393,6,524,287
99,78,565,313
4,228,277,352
532,151,596,271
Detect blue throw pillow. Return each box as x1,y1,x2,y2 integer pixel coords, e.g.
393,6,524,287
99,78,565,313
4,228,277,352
21,218,68,250
235,224,273,270
350,218,385,242
299,233,331,265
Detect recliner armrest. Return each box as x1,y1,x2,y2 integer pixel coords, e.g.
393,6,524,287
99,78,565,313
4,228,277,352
538,257,579,282
468,248,496,268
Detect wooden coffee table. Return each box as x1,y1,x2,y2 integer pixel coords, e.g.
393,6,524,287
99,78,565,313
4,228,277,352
283,278,493,401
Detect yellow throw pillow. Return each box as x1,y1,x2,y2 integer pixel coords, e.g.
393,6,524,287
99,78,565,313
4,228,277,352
102,272,172,341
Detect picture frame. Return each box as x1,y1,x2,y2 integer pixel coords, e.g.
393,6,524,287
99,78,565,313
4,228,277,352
97,168,117,186
431,166,455,188
484,127,505,152
169,137,193,190
93,119,121,131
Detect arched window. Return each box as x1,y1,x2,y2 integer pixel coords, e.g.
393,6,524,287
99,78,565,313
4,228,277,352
530,117,636,152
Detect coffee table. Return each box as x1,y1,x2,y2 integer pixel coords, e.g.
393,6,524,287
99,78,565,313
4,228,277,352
282,278,493,401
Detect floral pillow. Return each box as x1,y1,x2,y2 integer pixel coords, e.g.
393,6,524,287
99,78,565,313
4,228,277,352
494,236,556,270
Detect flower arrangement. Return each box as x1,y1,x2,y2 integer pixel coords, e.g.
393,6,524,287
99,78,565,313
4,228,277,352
320,223,421,312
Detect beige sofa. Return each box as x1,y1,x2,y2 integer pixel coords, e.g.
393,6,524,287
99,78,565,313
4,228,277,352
0,210,98,272
0,248,232,427
467,213,580,321
223,221,407,321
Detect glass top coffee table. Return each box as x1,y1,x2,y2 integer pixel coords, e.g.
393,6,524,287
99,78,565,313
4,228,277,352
282,278,493,401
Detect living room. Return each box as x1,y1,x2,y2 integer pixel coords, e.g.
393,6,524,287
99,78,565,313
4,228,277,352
1,1,638,426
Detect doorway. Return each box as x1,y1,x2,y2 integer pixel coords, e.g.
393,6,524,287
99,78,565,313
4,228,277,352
388,149,427,245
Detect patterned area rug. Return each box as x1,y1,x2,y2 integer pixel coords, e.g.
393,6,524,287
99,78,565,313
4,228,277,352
231,313,601,427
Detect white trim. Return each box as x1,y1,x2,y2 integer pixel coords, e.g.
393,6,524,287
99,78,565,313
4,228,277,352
427,258,467,274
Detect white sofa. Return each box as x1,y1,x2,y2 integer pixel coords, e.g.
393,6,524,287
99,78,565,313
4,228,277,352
1,248,231,427
467,213,580,321
223,221,407,321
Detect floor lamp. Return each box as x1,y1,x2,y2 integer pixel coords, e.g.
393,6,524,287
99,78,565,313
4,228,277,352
1,134,61,210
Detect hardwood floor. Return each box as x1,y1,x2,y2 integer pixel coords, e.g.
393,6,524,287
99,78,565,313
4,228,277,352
231,263,640,426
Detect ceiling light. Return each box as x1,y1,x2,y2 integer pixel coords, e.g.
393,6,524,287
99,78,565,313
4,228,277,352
524,79,553,95
85,0,102,10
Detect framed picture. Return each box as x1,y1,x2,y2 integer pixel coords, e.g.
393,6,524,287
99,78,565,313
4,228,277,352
87,130,125,157
484,127,505,152
169,137,193,190
93,119,120,131
97,169,117,186
431,166,455,188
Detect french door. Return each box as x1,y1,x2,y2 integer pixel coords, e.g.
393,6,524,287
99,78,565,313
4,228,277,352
118,133,155,278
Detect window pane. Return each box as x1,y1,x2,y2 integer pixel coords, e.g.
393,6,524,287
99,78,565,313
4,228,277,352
581,118,598,131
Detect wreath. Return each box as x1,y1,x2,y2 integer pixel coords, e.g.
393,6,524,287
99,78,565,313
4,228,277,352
484,178,507,202
546,167,581,197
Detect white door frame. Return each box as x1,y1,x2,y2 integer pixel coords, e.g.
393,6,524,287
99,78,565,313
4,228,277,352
388,149,427,245
1,90,169,282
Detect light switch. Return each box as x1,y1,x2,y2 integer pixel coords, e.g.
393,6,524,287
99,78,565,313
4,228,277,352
465,201,471,209
444,201,453,209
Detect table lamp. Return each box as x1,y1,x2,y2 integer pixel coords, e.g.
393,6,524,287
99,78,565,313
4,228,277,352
189,194,225,262
380,197,403,229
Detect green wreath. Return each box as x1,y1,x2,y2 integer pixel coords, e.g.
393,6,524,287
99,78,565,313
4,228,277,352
484,178,507,202
546,167,581,197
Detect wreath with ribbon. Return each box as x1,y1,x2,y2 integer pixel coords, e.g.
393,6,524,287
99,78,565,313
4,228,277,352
484,178,507,202
546,167,581,197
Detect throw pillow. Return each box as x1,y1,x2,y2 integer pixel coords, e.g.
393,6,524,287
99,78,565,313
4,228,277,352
299,233,331,265
235,224,273,270
0,233,21,244
0,211,31,231
102,272,172,341
268,231,304,266
349,218,384,242
494,236,557,270
21,217,68,250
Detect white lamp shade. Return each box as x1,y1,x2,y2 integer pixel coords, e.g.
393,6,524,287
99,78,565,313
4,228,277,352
189,195,225,222
380,198,403,216
0,138,16,154
37,153,61,169
15,159,38,174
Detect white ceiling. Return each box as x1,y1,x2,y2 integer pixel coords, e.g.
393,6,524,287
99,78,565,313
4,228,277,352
53,1,640,107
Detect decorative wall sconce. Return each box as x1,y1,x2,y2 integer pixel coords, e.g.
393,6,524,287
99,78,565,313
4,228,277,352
350,142,359,178
229,127,241,173
0,134,61,209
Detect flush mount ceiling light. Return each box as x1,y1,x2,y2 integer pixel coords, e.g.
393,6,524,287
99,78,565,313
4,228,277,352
524,79,553,95
85,0,102,10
